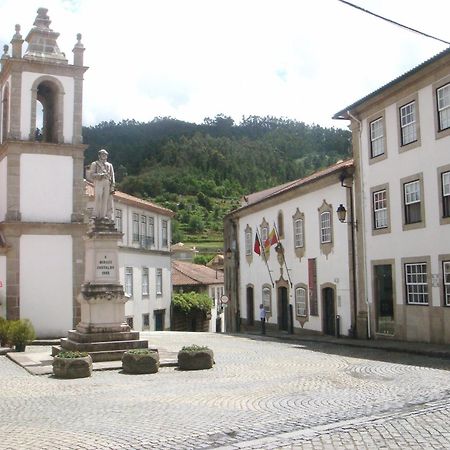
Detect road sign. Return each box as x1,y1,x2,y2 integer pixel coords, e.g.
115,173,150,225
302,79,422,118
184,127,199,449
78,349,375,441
220,295,229,305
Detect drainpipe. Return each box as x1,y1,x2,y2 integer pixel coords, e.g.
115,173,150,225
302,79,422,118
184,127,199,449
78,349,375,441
347,110,371,339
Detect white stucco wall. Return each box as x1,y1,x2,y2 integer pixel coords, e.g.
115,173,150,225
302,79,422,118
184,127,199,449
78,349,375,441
0,157,7,221
20,235,73,338
20,72,75,143
0,256,6,318
20,153,73,222
360,80,450,309
238,180,353,336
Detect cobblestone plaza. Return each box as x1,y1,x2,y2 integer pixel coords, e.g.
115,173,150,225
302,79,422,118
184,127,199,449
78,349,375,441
1,332,449,449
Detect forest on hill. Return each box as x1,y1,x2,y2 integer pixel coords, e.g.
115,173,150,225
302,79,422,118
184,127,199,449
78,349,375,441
83,115,351,249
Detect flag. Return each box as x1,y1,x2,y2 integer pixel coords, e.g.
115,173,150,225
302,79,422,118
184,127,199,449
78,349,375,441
254,233,261,255
264,228,278,250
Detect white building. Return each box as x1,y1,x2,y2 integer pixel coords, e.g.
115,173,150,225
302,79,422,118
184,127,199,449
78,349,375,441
86,186,174,331
224,160,356,337
0,9,87,337
334,47,450,344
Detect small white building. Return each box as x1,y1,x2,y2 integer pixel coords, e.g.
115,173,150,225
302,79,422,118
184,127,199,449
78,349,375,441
86,186,174,331
334,47,450,344
224,160,356,337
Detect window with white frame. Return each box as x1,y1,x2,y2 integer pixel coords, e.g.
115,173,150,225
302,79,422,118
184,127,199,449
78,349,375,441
443,261,450,306
115,208,122,233
142,267,149,296
245,228,252,256
262,285,271,312
373,189,387,229
320,211,331,243
132,213,139,242
140,215,147,248
147,217,154,246
442,171,450,218
125,267,133,297
400,101,417,145
295,287,307,317
437,83,450,131
370,117,384,157
405,262,428,305
404,180,421,224
156,268,162,295
162,220,168,247
294,218,304,248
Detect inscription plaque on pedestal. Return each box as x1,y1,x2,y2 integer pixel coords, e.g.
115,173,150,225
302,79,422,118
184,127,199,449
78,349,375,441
95,252,116,281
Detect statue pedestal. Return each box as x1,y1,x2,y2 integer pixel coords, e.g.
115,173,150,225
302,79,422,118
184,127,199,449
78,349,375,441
54,219,150,361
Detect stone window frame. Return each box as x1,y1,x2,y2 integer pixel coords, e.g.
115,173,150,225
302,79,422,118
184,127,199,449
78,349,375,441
1,82,10,143
147,216,155,246
437,163,450,225
115,208,123,233
262,283,272,314
142,313,150,330
438,254,450,307
318,200,333,257
140,215,147,248
244,224,253,260
367,111,387,164
29,75,65,144
156,268,163,295
294,283,308,320
400,172,425,231
161,220,168,248
370,183,391,236
125,267,133,298
260,218,270,257
132,213,139,243
401,255,431,306
292,208,305,260
432,74,450,140
397,93,421,153
277,210,284,239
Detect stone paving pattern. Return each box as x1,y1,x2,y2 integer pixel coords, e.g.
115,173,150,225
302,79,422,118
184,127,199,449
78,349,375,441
0,332,449,449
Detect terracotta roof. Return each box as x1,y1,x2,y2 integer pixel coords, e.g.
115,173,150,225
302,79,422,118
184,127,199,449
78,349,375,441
228,159,353,216
85,181,174,217
172,260,224,287
333,46,450,120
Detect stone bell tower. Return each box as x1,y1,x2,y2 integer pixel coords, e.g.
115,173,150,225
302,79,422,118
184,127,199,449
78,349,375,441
0,8,88,337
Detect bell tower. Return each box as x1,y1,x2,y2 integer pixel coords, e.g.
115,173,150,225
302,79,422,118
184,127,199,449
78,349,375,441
0,8,88,337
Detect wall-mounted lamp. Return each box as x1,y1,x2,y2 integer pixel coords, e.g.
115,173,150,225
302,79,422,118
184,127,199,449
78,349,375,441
225,247,232,260
336,204,357,229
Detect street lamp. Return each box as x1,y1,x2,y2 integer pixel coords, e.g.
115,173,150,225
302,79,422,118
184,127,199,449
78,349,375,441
336,204,357,229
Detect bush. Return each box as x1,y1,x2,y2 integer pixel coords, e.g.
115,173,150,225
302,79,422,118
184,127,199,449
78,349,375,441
57,351,89,358
8,319,35,351
181,344,210,352
172,292,213,314
126,348,156,356
0,318,10,347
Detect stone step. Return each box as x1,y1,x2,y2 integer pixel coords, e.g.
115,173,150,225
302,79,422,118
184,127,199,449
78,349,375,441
67,330,141,343
56,338,149,353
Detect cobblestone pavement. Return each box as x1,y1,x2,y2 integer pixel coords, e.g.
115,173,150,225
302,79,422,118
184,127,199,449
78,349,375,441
1,332,449,450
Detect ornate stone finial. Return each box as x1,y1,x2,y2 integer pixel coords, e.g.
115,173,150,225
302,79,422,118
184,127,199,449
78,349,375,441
33,8,51,30
14,24,22,38
73,32,85,66
3,45,9,56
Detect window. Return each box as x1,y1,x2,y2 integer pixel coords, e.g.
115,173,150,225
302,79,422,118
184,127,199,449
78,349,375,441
277,211,284,238
437,83,450,131
373,189,387,229
400,101,417,145
115,208,122,232
142,267,149,296
404,180,421,224
147,217,154,246
156,268,162,295
261,226,268,244
443,261,450,306
295,287,307,317
370,117,384,157
140,215,147,248
405,262,428,305
320,212,331,243
132,213,139,242
125,267,133,297
126,316,134,329
245,228,252,256
294,218,304,248
442,171,450,218
262,285,271,313
162,220,168,247
142,313,150,330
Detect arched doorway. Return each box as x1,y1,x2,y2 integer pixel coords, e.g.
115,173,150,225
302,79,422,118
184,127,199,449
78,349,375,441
277,286,289,331
322,286,336,336
246,286,254,326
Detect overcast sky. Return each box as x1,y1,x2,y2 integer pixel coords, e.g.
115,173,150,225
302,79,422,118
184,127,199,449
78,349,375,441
0,0,449,129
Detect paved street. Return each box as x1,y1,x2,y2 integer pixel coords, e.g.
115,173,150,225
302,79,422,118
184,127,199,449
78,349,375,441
1,332,450,449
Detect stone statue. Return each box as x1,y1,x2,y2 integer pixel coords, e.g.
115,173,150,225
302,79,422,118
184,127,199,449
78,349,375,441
90,149,115,220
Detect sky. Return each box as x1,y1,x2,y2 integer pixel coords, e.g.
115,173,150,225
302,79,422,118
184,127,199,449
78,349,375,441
0,0,449,129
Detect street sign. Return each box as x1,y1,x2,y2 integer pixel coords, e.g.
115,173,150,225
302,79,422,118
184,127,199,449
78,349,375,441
220,295,229,305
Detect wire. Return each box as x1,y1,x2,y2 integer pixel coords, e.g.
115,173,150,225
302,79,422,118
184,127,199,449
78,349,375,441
337,0,450,46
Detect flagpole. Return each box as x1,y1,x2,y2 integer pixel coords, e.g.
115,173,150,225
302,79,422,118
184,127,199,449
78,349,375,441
257,229,275,288
273,222,293,288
